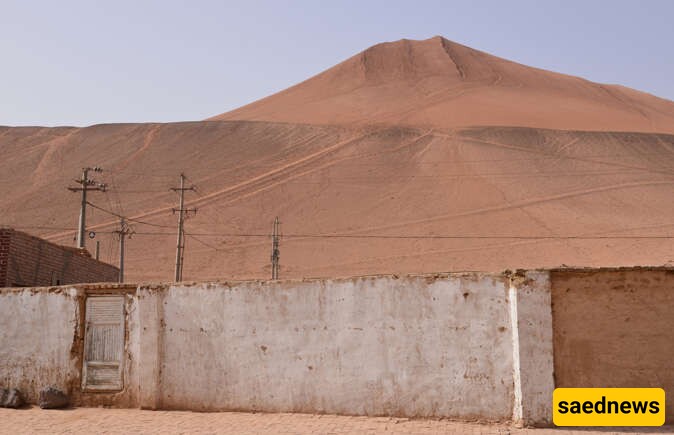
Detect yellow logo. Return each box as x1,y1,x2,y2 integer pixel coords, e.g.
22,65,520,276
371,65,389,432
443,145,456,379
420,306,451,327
553,388,665,426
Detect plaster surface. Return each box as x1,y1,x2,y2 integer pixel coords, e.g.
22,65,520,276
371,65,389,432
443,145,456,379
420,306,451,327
510,271,555,426
0,286,140,407
156,275,515,419
0,288,80,402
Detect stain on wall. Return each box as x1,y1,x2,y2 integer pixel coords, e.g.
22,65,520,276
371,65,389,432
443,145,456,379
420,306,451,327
0,287,81,402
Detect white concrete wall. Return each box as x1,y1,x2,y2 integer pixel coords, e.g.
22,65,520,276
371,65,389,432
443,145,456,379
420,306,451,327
0,287,80,402
509,271,555,426
145,274,516,420
117,292,141,408
0,287,141,407
1,273,557,425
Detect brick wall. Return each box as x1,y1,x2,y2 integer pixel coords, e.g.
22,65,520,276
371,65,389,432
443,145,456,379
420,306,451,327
0,229,10,286
0,228,119,287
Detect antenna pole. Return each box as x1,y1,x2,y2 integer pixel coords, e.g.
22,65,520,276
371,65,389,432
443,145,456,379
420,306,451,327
271,216,280,280
114,218,133,283
171,173,196,282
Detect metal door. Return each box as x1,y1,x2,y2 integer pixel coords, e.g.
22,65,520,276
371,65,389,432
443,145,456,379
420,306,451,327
82,296,125,391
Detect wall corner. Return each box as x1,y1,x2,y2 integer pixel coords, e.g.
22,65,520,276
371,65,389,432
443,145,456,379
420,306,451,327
509,270,555,426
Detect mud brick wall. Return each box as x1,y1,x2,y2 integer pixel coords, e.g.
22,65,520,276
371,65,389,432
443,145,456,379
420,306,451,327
551,268,674,423
0,229,10,286
0,228,118,287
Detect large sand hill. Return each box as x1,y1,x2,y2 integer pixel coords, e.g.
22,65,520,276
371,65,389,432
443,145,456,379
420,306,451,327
1,37,673,282
212,36,674,134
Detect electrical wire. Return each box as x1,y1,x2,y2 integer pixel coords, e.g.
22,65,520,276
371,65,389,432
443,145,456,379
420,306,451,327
95,230,674,241
86,201,174,229
180,233,674,240
186,233,223,251
8,225,78,231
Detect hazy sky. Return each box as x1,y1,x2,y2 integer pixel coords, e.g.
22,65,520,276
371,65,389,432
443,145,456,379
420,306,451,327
1,0,673,127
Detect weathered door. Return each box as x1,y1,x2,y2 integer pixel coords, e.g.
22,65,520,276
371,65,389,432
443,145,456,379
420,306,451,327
82,296,125,391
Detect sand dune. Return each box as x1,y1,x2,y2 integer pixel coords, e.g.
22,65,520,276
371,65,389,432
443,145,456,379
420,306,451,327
1,37,673,282
0,122,672,282
212,36,674,133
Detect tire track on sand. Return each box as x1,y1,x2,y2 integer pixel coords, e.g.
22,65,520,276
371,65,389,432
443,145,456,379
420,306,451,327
298,180,674,239
42,131,373,241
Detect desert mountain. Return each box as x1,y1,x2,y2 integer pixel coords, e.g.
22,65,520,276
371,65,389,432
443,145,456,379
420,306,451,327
212,36,674,133
1,37,673,282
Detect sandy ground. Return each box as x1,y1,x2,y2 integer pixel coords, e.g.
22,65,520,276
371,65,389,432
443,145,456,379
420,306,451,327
1,408,672,435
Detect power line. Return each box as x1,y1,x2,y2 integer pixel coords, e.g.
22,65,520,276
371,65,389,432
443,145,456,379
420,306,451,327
73,231,674,240
102,169,177,178
8,225,79,231
186,233,223,251
86,201,174,229
107,190,171,194
158,232,674,240
11,223,674,241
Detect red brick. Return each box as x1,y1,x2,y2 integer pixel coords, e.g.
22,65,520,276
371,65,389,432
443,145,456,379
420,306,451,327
1,228,118,287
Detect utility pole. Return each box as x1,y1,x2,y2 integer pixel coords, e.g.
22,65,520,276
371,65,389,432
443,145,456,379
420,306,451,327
113,218,133,283
271,216,280,280
171,173,196,282
67,167,106,249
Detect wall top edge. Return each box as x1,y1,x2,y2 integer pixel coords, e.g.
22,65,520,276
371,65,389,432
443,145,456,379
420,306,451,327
1,271,516,293
549,265,674,273
139,270,526,290
3,266,670,294
0,282,137,294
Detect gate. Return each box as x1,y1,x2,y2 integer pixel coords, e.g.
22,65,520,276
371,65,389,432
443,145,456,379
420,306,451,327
81,295,125,391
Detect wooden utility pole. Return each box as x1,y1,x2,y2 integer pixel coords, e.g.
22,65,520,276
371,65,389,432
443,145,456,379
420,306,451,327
271,216,280,280
114,218,133,283
171,173,196,282
67,167,106,249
